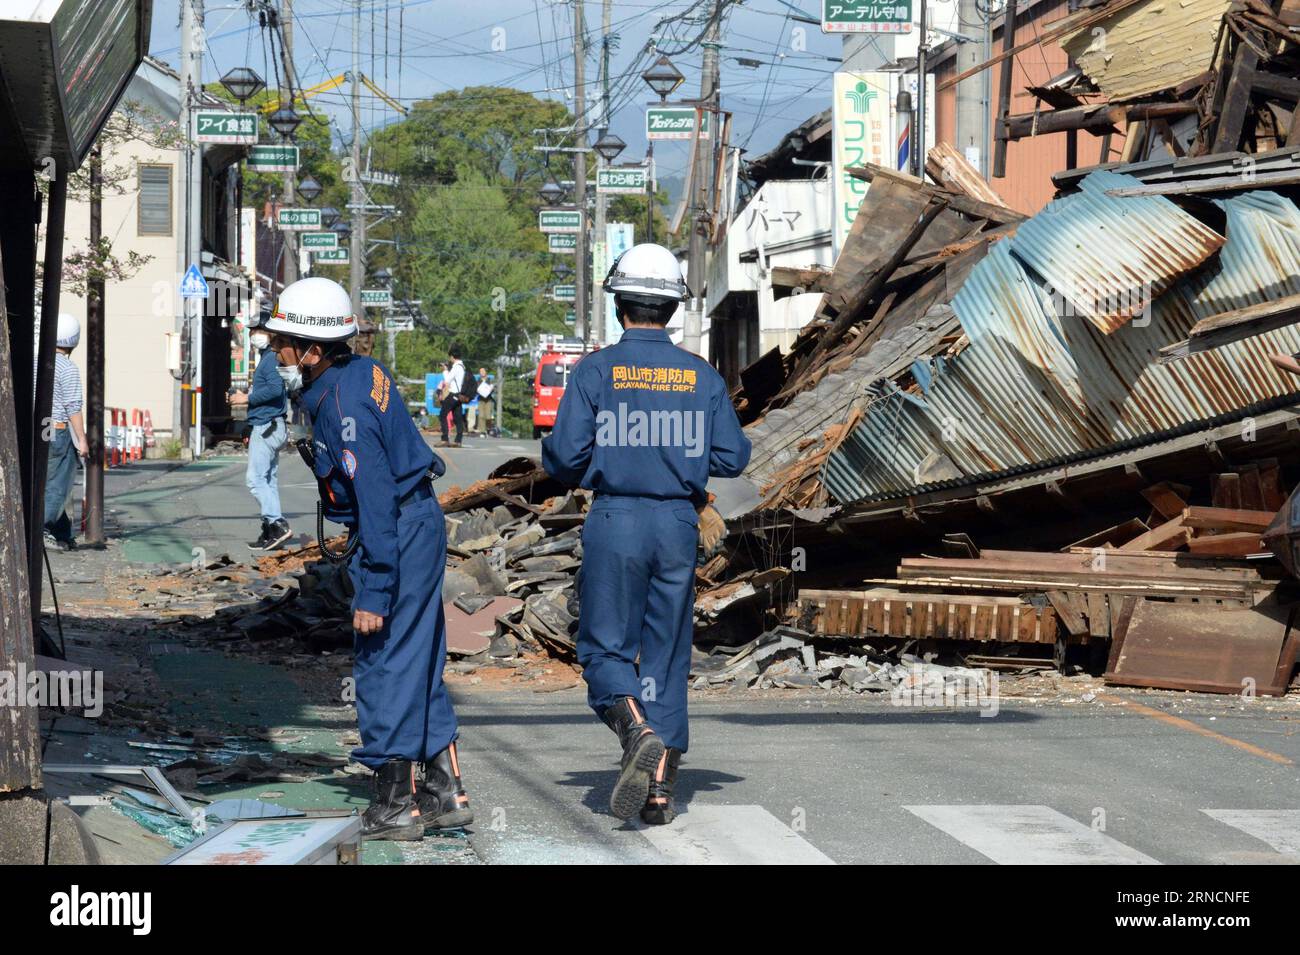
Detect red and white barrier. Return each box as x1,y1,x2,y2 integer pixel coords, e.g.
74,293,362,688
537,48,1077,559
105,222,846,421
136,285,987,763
103,408,148,467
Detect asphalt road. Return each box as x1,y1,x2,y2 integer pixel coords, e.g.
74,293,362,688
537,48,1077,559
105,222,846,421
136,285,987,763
450,687,1300,865
59,432,1300,866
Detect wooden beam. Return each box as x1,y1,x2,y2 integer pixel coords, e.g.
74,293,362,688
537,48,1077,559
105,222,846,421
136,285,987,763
1119,515,1190,552
1246,68,1300,104
1159,291,1300,359
926,141,1008,207
1003,102,1194,140
1140,481,1191,521
1046,590,1088,637
847,163,1025,223
1185,532,1266,557
1182,506,1275,533
992,0,1018,178
1212,40,1262,153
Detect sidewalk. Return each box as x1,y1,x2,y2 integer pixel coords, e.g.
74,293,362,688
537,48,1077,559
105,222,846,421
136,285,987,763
38,457,476,865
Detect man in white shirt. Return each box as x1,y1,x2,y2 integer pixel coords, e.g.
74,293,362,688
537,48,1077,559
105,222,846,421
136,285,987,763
437,345,467,448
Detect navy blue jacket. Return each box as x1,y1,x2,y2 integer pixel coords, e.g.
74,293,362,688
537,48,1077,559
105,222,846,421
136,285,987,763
302,354,444,617
541,326,751,504
246,347,287,426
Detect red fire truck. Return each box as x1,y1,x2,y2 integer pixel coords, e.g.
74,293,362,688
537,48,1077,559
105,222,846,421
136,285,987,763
532,336,594,439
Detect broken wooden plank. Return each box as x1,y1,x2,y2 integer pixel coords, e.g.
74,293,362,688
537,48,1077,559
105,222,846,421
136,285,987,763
1185,532,1267,557
1046,590,1088,637
1065,518,1150,551
1140,481,1191,521
1159,290,1300,359
926,141,1009,207
1119,515,1190,552
847,163,1024,224
1182,506,1276,533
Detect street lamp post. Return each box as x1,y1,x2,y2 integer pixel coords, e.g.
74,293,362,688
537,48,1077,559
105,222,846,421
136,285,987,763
640,55,683,244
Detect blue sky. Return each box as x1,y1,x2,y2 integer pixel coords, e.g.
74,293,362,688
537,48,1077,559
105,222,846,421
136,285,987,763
149,1,855,188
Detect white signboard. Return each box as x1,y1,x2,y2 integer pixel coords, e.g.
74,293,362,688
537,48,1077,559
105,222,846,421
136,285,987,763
831,71,933,259
605,222,635,343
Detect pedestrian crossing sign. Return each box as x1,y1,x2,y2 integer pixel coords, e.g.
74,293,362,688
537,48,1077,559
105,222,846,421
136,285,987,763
181,264,209,300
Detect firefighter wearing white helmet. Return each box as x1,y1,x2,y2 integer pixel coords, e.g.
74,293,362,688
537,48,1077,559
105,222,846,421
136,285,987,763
601,242,691,306
41,313,87,549
543,242,751,826
266,277,473,841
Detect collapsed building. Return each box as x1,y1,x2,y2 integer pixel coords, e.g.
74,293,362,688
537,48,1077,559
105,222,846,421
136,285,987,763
698,0,1300,695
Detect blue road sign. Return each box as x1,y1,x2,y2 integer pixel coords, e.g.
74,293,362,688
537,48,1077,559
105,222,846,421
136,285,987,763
181,264,209,299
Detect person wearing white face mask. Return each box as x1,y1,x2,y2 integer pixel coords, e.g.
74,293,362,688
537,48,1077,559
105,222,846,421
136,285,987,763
244,313,293,550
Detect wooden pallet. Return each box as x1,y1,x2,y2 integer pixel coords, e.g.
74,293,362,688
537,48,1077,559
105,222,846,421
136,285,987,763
800,587,1058,644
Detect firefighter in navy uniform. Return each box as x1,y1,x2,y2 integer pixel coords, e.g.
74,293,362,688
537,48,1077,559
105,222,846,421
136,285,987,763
542,244,752,824
265,277,472,841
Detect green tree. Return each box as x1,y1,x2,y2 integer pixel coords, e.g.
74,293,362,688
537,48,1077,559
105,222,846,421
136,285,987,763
369,86,573,193
394,170,566,388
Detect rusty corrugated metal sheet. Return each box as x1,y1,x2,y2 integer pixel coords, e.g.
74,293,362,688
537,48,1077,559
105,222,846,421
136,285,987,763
822,178,1300,504
1010,171,1224,332
1060,0,1231,103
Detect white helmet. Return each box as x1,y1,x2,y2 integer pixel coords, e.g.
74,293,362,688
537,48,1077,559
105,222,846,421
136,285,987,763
264,277,357,342
56,312,80,349
603,243,690,305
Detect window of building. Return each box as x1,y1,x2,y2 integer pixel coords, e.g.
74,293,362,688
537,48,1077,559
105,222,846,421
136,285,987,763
138,164,173,236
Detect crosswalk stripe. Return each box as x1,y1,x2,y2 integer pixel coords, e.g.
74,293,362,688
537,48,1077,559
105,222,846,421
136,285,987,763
638,805,835,865
1202,809,1300,857
905,805,1161,865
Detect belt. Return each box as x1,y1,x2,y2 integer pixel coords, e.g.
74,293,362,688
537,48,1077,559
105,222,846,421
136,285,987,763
52,421,68,430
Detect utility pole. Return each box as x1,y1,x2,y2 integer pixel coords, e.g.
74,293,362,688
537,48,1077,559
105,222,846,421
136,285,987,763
573,0,588,345
590,0,611,346
684,0,721,357
916,0,928,177
956,0,987,178
280,0,298,283
179,0,204,456
84,146,105,546
348,0,365,324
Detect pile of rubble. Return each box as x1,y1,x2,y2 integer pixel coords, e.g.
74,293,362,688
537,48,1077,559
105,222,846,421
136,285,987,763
691,625,998,699
696,0,1300,698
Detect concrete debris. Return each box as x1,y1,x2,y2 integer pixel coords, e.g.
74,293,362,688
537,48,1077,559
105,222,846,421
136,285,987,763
688,625,994,696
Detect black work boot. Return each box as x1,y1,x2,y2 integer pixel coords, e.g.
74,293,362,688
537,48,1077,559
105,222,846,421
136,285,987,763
247,519,271,549
418,742,474,829
361,759,424,842
640,748,682,826
603,697,666,820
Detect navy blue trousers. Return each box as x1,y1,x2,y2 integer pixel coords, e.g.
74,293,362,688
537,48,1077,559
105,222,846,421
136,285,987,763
577,496,698,752
348,496,458,770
